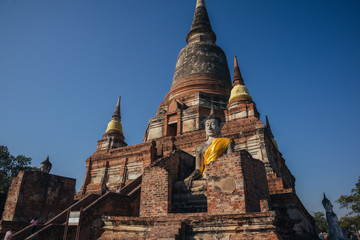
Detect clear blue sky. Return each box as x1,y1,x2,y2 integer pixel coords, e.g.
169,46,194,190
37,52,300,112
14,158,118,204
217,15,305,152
1,0,359,217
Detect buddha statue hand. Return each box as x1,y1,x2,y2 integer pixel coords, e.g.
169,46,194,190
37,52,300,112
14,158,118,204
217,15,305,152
184,169,201,191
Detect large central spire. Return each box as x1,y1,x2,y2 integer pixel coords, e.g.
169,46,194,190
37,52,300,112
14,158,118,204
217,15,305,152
186,0,216,44
167,0,231,101
144,0,232,141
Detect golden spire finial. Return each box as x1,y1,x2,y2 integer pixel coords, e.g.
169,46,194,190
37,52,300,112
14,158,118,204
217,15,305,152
229,56,252,103
105,96,123,134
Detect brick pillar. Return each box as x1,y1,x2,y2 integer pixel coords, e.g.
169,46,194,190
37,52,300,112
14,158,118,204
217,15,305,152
142,142,154,168
177,110,182,135
206,151,269,215
207,152,247,215
140,166,169,217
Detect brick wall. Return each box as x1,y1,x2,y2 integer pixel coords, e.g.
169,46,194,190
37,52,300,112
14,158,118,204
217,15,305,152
2,170,75,223
140,166,169,217
1,171,24,221
99,212,283,240
207,150,269,215
241,150,270,212
139,151,180,217
207,152,246,215
265,134,295,189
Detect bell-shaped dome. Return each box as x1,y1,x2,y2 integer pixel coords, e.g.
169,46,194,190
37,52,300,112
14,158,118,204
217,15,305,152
229,84,252,102
228,56,253,103
106,120,123,134
172,43,231,90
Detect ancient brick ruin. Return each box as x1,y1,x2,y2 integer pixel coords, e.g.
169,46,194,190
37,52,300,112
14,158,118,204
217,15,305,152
1,0,318,239
0,169,76,239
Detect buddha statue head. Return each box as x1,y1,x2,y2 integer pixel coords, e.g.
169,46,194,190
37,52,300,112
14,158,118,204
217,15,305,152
204,108,221,139
40,155,52,173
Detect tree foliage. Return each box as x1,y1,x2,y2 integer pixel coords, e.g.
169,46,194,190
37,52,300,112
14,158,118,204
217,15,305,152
337,176,360,232
313,211,329,233
0,145,32,193
337,177,360,215
338,215,360,232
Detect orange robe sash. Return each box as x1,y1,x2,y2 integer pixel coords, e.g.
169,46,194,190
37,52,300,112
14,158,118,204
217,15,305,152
200,138,232,175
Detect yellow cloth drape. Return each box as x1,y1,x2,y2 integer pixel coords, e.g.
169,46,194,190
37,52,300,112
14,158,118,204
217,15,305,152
200,138,232,175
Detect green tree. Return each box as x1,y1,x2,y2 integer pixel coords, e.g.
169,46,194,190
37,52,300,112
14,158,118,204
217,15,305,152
0,145,32,193
336,176,360,233
313,211,329,233
338,215,360,233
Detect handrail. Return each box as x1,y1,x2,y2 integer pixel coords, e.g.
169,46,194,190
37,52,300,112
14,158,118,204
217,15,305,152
11,224,38,240
11,193,99,239
24,223,55,240
46,193,99,225
83,191,112,212
127,184,141,196
12,179,141,239
120,175,142,195
82,175,142,214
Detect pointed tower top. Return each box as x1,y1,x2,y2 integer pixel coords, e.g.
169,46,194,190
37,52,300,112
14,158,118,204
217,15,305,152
186,0,216,44
106,96,123,134
233,56,245,86
229,56,252,103
112,96,121,121
196,0,206,8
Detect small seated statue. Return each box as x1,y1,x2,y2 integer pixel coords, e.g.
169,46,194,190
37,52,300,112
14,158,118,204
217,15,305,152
183,108,233,193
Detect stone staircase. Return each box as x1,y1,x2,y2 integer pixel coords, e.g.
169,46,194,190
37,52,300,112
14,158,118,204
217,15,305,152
11,175,143,240
11,193,100,240
172,192,207,213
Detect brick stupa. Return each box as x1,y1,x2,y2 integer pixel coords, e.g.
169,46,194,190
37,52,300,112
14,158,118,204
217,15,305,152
5,1,318,239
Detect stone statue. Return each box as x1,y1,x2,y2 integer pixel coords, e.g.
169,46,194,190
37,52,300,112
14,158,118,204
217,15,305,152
322,193,349,240
39,155,52,173
183,108,233,192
